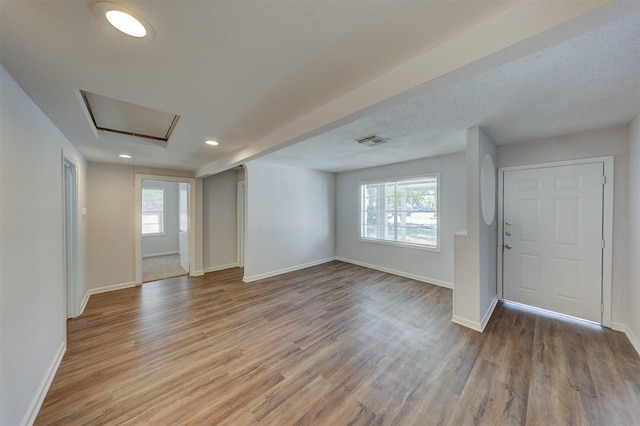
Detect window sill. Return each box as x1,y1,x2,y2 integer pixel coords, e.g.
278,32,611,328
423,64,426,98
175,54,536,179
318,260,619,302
142,232,167,238
359,238,440,252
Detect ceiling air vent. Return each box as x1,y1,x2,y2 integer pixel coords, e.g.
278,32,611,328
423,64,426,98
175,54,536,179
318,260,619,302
356,134,389,147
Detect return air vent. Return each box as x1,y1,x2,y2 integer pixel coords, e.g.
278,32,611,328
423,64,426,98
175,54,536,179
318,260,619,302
80,90,179,146
356,134,389,147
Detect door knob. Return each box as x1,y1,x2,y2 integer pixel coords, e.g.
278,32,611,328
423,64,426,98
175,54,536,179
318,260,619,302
504,244,512,250
505,221,512,226
505,231,512,236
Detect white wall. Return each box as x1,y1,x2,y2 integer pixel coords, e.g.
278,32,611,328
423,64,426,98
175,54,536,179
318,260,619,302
203,169,238,272
244,161,335,281
498,124,630,327
0,66,87,425
141,180,180,257
336,152,467,287
477,130,498,325
452,127,498,331
628,115,640,353
87,163,198,291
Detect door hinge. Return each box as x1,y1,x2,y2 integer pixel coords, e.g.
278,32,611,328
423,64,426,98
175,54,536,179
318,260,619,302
602,175,606,184
601,239,605,249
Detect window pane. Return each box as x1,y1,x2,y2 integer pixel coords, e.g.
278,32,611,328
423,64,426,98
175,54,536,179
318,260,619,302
142,212,162,234
360,175,438,248
142,187,165,234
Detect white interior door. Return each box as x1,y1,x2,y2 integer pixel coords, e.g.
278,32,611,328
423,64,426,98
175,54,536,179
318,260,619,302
502,162,604,323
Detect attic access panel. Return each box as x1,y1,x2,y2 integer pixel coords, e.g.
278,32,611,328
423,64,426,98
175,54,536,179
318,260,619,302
80,90,179,143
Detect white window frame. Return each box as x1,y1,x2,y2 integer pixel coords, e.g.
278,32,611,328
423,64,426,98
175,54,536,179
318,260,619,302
141,186,166,236
359,173,440,251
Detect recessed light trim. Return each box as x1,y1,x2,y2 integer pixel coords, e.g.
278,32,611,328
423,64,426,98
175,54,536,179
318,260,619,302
118,154,132,159
205,140,219,146
94,2,154,39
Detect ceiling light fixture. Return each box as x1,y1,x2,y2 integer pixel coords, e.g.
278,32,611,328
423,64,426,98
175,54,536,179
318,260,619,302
118,154,132,159
94,2,153,38
205,140,219,146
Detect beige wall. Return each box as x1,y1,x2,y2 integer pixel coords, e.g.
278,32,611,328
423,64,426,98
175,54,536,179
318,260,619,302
498,124,630,326
87,163,198,290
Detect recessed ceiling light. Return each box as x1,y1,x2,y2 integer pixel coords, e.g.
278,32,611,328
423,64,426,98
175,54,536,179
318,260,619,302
118,154,132,159
205,140,219,146
94,2,153,39
106,10,146,37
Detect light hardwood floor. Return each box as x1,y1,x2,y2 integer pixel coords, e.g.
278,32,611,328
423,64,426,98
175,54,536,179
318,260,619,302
36,261,640,425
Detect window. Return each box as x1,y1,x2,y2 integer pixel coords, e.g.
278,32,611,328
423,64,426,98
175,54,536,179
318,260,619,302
142,187,165,234
361,175,439,249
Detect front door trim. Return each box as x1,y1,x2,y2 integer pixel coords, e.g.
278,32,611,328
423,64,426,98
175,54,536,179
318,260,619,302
497,156,613,327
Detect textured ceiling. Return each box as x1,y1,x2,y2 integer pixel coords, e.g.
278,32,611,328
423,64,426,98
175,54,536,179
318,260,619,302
262,12,640,172
0,0,516,171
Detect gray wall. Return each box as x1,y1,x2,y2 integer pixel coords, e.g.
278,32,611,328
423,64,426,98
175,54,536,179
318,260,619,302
203,169,238,271
498,124,630,327
336,152,467,287
244,160,336,281
0,65,87,425
627,115,640,351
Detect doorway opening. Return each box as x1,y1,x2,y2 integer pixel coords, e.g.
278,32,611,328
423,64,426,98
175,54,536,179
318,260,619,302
135,175,195,284
63,158,79,318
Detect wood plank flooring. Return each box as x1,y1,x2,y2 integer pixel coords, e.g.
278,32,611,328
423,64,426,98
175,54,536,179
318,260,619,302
36,261,640,425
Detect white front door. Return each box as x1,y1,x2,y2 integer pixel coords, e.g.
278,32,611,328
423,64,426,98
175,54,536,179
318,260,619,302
502,162,604,323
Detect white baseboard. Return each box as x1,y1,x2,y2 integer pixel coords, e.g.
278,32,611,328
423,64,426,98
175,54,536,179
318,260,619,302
480,296,499,332
142,251,179,259
191,270,204,277
243,257,336,283
451,315,483,332
335,257,453,289
451,296,498,333
203,263,239,274
88,281,137,296
611,322,626,332
73,282,137,318
612,322,640,356
79,290,90,316
22,341,66,426
627,326,640,356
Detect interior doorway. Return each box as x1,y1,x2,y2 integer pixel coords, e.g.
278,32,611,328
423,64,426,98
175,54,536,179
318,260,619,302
63,159,79,318
134,174,196,284
498,157,614,326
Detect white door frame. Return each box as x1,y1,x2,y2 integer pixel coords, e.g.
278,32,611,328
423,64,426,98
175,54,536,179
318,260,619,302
62,156,79,318
134,174,196,285
497,156,613,327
